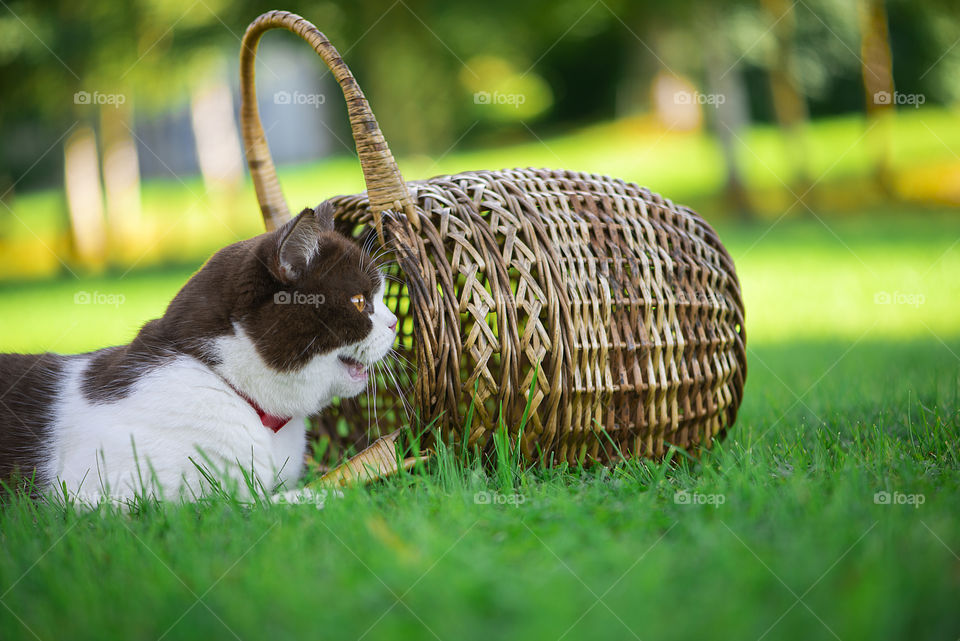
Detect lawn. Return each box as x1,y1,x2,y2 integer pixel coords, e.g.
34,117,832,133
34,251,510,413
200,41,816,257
0,211,958,640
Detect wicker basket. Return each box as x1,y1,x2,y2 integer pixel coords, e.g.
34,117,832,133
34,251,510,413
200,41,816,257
239,11,747,464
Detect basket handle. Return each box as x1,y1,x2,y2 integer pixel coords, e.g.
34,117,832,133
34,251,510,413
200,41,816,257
239,10,418,234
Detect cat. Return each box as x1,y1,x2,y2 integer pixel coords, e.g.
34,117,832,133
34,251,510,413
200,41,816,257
0,202,397,505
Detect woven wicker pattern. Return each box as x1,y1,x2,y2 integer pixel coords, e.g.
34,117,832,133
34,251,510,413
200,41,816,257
239,12,747,463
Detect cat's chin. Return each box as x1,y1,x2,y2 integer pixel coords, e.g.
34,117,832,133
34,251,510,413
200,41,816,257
293,346,377,408
327,377,367,404
337,354,369,382
328,356,369,403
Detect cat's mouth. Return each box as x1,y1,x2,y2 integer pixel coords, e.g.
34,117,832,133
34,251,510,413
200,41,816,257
338,355,368,381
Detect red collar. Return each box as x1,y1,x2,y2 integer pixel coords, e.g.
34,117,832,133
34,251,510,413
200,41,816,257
228,384,291,433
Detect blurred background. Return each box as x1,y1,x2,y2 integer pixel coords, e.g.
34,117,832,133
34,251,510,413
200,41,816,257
0,0,957,354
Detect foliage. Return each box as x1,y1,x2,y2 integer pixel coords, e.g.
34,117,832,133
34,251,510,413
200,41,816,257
1,0,959,177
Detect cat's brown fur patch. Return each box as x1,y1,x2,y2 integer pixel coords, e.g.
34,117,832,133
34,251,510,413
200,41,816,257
0,353,63,484
79,203,381,402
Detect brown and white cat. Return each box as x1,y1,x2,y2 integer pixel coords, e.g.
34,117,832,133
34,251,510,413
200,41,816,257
0,203,397,504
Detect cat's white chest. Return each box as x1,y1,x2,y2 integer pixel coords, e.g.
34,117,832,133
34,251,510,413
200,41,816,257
48,355,307,503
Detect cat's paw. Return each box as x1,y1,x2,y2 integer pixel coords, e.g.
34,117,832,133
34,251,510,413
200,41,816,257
271,487,343,509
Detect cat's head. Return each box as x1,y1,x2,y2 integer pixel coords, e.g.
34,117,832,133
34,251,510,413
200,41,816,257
160,202,397,418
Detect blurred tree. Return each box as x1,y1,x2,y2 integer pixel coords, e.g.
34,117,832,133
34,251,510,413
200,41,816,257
2,0,960,233
63,124,106,265
701,1,755,218
100,99,141,253
622,0,757,218
0,0,227,264
724,0,867,211
887,0,960,105
189,61,244,197
857,0,895,193
760,0,812,200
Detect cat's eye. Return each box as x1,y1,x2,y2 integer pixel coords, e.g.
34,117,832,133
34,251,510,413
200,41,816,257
351,294,365,312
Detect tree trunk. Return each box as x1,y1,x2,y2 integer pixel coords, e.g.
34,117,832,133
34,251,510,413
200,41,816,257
101,100,142,257
857,0,896,193
761,0,812,203
702,7,754,219
190,69,244,196
63,125,107,267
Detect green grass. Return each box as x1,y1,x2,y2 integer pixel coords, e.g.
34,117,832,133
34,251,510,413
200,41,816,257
1,213,959,640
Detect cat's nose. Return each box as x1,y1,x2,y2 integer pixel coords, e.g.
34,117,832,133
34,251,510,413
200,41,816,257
388,316,398,333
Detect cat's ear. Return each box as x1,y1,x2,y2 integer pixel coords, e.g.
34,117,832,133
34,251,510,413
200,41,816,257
271,202,337,283
272,207,321,284
314,200,335,233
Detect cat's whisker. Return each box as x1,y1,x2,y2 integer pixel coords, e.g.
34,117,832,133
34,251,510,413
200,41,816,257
365,368,374,438
361,228,379,254
365,235,388,254
375,264,397,277
382,363,409,426
380,363,395,425
362,236,378,268
388,348,416,373
387,358,414,382
382,360,412,422
291,336,317,367
370,362,383,435
371,255,395,274
368,240,396,264
373,241,396,256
